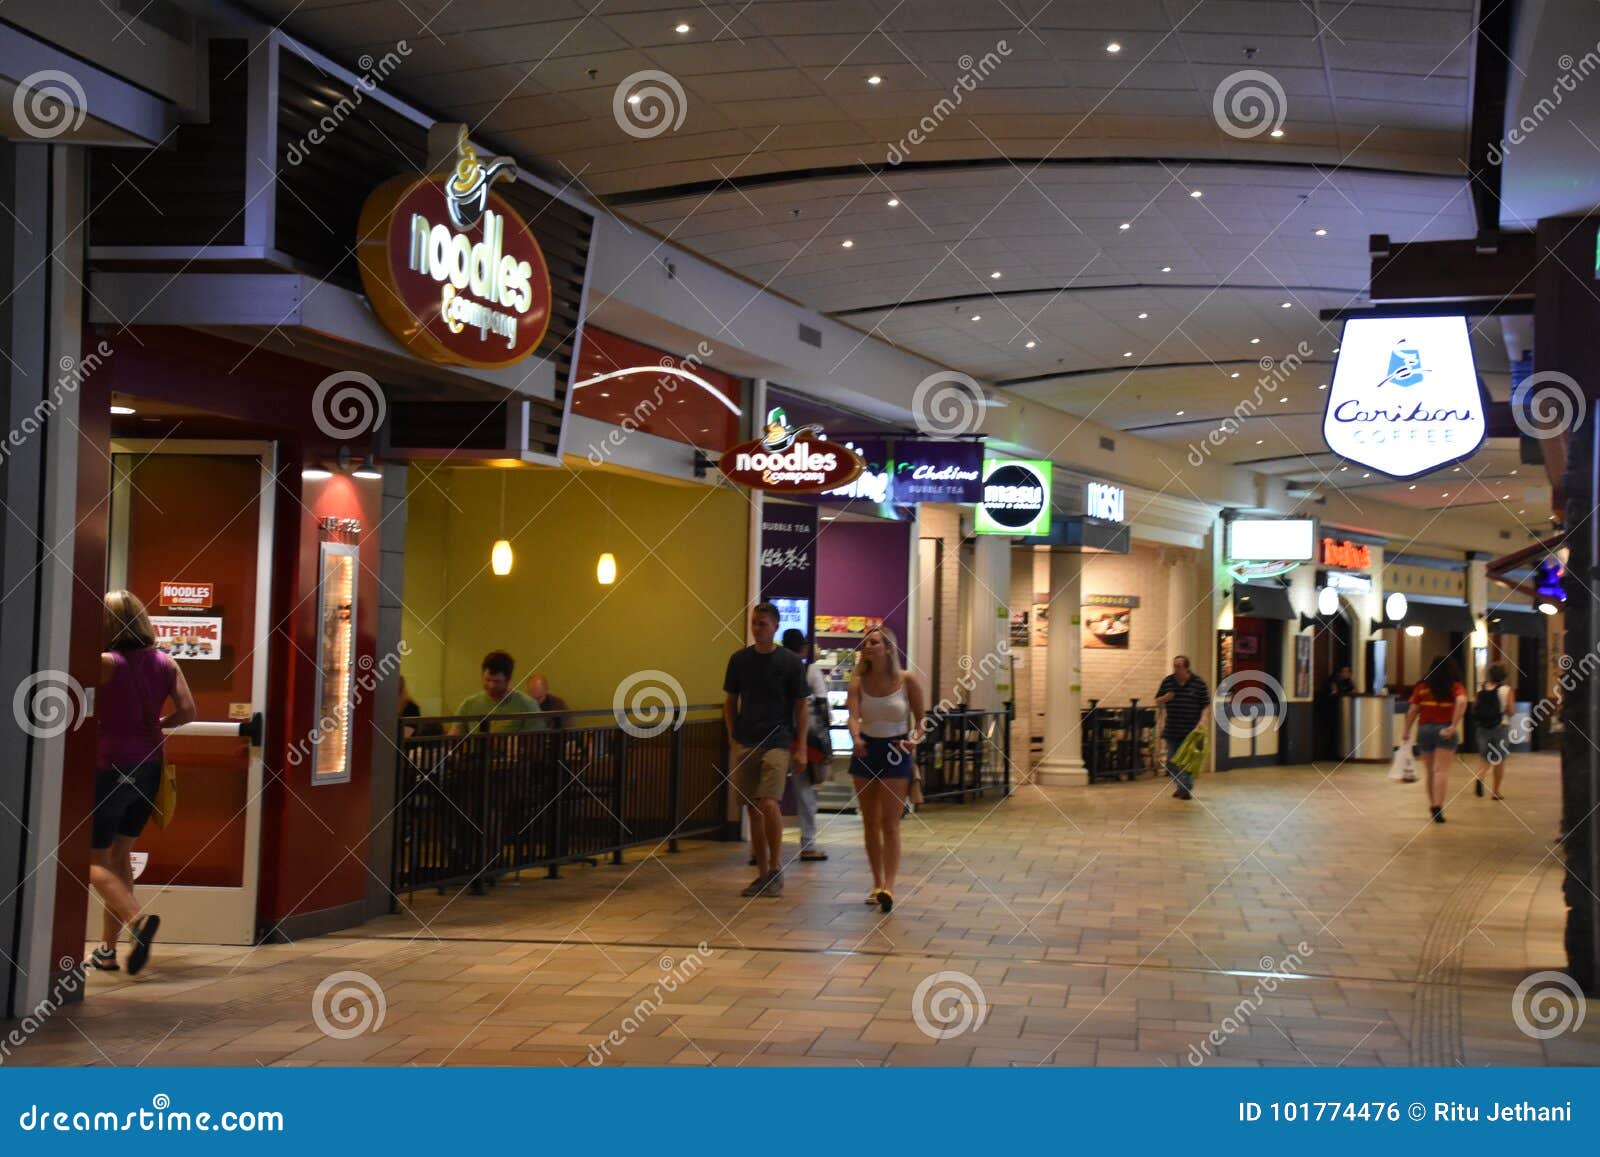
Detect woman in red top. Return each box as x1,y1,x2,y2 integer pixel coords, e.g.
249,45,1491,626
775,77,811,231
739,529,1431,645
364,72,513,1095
1400,654,1467,824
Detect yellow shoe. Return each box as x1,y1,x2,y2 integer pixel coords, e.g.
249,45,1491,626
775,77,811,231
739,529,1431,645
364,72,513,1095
864,889,882,904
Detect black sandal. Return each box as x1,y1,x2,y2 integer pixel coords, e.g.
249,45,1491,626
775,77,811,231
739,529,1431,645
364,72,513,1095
799,850,828,861
127,914,160,975
89,945,119,972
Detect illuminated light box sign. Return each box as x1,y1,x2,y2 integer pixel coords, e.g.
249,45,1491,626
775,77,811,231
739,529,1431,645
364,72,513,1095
975,458,1051,536
892,440,983,504
1322,570,1373,595
1086,481,1125,522
357,134,552,369
822,439,890,502
1322,315,1485,477
1320,537,1371,570
1226,518,1314,582
721,408,864,493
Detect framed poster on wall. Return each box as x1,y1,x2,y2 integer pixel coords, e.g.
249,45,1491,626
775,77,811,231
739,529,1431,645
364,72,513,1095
1295,633,1312,698
1083,600,1131,649
1031,603,1049,646
1217,631,1234,682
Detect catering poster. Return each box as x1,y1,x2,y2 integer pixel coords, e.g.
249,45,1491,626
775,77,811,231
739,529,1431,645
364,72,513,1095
151,615,222,660
1082,599,1131,649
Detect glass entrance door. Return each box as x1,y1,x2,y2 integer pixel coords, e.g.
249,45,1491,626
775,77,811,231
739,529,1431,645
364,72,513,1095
99,440,276,945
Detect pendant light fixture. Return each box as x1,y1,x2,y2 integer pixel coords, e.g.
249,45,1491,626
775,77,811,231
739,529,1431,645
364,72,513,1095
595,473,617,585
491,469,513,576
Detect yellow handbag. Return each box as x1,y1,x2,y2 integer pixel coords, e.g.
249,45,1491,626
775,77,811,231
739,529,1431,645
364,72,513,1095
151,762,178,829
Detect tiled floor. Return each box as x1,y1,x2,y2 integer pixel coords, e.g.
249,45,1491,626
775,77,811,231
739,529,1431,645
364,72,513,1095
11,754,1600,1067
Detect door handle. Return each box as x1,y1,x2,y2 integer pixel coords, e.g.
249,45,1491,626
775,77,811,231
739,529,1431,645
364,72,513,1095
238,711,264,747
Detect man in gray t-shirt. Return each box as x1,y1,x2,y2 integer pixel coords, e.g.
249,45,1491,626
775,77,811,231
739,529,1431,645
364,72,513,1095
723,603,808,898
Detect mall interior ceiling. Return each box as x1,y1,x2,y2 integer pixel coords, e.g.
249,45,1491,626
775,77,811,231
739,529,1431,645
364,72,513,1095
243,0,1589,538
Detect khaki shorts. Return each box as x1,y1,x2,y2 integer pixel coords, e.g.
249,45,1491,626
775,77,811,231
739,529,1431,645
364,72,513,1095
731,742,792,802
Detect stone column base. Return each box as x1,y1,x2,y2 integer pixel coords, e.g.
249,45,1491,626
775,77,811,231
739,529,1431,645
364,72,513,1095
1033,758,1088,787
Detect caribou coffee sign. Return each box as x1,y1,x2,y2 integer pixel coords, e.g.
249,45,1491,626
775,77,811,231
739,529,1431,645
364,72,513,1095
356,131,552,369
1322,315,1485,478
719,408,864,493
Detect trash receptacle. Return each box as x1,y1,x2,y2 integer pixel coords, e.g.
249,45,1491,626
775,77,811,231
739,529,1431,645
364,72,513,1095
1340,695,1394,761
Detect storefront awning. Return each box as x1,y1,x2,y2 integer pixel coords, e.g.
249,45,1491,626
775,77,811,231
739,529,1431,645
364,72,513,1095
1232,583,1295,620
1487,608,1546,638
1403,599,1477,635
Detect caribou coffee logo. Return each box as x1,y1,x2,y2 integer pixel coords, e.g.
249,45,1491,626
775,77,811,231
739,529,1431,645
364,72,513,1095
356,134,552,369
1323,315,1485,478
719,408,864,492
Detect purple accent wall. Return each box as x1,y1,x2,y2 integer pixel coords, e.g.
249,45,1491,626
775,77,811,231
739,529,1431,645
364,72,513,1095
816,519,911,658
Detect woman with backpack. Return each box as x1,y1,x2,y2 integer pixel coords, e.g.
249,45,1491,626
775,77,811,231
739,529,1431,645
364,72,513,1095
1472,663,1513,800
1399,654,1467,824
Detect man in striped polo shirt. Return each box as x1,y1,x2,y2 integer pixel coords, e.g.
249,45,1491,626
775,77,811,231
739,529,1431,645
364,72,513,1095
1155,655,1212,800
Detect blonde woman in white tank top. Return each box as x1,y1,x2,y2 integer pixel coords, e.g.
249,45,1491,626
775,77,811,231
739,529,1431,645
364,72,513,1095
846,626,925,913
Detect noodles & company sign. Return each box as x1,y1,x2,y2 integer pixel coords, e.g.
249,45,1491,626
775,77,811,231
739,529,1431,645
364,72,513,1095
719,407,864,493
357,134,551,369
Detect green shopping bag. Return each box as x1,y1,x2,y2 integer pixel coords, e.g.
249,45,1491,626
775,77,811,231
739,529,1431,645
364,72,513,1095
1171,728,1208,776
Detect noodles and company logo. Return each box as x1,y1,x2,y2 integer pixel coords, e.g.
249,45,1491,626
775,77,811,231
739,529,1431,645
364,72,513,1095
975,458,1051,536
356,133,552,369
719,407,865,493
1322,315,1485,477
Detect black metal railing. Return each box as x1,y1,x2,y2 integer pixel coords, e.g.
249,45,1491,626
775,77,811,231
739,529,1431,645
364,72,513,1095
914,706,1013,802
390,705,729,898
1082,699,1158,782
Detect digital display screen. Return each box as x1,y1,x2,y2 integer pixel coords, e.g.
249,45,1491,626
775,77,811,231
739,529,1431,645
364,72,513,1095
772,597,810,640
1228,519,1315,562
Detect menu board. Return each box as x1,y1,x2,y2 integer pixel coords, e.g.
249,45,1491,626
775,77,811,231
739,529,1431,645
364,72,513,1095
151,615,222,660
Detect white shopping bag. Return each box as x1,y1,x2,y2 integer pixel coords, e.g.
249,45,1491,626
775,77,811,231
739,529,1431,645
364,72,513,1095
1387,744,1414,781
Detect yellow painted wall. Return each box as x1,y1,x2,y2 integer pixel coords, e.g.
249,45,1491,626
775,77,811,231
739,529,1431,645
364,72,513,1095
401,466,749,716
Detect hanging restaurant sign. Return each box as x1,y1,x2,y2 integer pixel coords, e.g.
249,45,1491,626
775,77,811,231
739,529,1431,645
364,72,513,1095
720,407,865,493
891,440,983,504
1320,537,1372,570
975,458,1052,536
356,130,552,369
1322,315,1485,478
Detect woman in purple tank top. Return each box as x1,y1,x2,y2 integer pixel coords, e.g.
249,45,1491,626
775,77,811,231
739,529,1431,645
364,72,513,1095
89,590,195,975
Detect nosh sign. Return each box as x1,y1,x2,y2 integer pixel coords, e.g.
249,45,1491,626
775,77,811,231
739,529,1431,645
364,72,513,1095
720,408,864,493
357,136,551,369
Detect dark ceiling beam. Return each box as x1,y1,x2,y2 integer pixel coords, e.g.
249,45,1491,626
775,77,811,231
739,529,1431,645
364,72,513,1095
833,282,1362,318
604,155,1465,207
1359,232,1537,306
1318,293,1533,322
1468,0,1519,237
998,358,1334,388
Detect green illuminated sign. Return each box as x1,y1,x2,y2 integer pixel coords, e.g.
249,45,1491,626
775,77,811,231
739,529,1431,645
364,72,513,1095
975,458,1051,536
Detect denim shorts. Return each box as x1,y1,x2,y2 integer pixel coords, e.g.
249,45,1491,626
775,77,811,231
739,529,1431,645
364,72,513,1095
849,735,914,781
1414,722,1458,753
1478,723,1510,763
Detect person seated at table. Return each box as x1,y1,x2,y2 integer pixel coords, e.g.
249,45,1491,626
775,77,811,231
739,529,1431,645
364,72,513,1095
524,672,570,730
452,650,540,734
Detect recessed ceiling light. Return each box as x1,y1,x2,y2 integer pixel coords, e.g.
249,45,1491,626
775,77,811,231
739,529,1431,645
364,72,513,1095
1314,228,1327,237
1332,346,1340,353
1189,189,1203,198
1318,383,1328,390
1278,396,1288,402
1408,484,1417,490
1454,466,1461,471
1270,128,1285,138
110,404,136,415
970,314,981,322
990,270,1002,279
674,21,691,33
1363,472,1370,478
599,391,610,398
1119,222,1131,231
1137,311,1148,319
1176,409,1185,416
1025,340,1037,349
886,198,899,207
1161,265,1172,272
1280,302,1292,309
1250,337,1261,344
627,93,641,104
841,239,853,248
1255,439,1264,445
1519,509,1526,514
1106,41,1122,53
1340,466,1347,471
867,75,882,85
1442,492,1450,497
1510,468,1518,474
1230,372,1240,379
1502,494,1511,499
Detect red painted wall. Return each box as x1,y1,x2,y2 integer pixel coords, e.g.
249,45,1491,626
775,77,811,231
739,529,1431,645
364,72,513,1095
63,330,387,941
